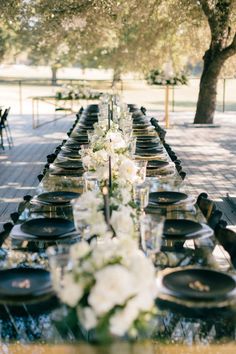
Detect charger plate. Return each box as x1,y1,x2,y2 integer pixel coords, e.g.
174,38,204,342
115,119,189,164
37,191,80,205
21,217,75,238
162,268,236,301
0,268,53,301
163,219,203,238
149,191,188,205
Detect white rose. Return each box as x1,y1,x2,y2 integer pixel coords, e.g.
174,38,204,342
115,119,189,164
88,265,135,316
77,306,98,330
106,131,126,150
81,155,93,170
70,241,90,261
109,300,139,336
59,273,84,307
128,253,158,297
110,206,135,239
118,158,137,183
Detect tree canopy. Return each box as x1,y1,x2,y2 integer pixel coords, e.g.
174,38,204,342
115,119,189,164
1,0,236,123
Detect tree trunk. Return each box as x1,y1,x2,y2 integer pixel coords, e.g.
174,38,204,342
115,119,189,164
51,66,58,86
194,50,224,124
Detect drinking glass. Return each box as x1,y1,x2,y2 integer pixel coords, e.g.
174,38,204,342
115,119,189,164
83,171,100,192
134,160,148,183
127,136,137,157
139,214,164,257
47,245,72,293
133,183,150,213
87,130,94,143
71,199,91,239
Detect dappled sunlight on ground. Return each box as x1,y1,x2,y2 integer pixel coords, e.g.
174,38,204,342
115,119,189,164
0,113,75,222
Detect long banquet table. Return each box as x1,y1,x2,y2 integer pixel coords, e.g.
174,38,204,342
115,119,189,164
0,104,236,352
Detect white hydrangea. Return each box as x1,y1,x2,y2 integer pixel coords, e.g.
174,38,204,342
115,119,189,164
59,273,84,307
110,205,136,239
88,264,135,316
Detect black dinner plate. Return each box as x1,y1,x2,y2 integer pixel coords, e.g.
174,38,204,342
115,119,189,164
21,218,75,238
50,169,84,177
136,136,159,142
133,123,151,129
136,141,160,148
163,219,203,238
70,135,88,141
136,147,163,154
149,191,188,205
37,191,80,205
59,149,80,158
71,132,88,138
0,268,53,301
84,104,99,113
163,268,236,300
64,143,81,151
54,160,83,170
147,160,169,169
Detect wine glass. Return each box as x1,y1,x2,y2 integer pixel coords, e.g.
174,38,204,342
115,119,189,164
133,182,150,214
139,213,164,257
134,160,148,183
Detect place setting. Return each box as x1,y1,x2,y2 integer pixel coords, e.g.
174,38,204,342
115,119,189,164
146,160,176,177
58,146,81,159
0,267,54,304
30,191,81,208
10,217,78,243
146,190,196,213
49,159,85,177
156,266,236,315
162,218,214,242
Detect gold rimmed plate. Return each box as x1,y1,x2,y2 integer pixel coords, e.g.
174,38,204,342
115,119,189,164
149,191,188,205
162,268,236,301
0,268,53,301
37,191,80,205
21,218,75,238
163,219,203,239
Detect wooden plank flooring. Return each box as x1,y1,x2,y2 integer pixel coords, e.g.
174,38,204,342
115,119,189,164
0,114,75,227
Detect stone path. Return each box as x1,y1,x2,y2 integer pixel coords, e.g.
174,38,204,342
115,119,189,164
0,109,236,228
0,114,75,226
161,111,236,224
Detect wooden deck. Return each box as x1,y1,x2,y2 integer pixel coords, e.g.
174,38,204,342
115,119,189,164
0,113,75,226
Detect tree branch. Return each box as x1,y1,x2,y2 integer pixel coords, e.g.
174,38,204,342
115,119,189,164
199,0,214,18
221,32,236,60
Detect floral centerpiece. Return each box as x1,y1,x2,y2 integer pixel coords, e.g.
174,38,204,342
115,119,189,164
56,84,101,100
74,116,140,242
146,69,188,86
53,238,158,341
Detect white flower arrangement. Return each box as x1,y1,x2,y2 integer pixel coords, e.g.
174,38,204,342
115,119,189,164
72,187,137,241
56,239,158,339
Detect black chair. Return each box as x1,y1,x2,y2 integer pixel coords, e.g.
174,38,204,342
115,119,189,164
215,221,236,268
0,222,14,247
197,192,223,229
0,108,13,149
197,193,215,220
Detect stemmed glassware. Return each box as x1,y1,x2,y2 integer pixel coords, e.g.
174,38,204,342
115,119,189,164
134,160,148,183
139,213,164,258
133,182,150,214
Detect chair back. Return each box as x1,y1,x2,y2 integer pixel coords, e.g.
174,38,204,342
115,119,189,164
1,107,10,125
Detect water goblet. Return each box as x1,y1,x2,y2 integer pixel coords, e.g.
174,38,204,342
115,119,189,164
127,136,137,157
133,182,150,214
47,244,72,293
83,171,100,192
134,160,148,183
139,213,164,258
71,199,91,239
